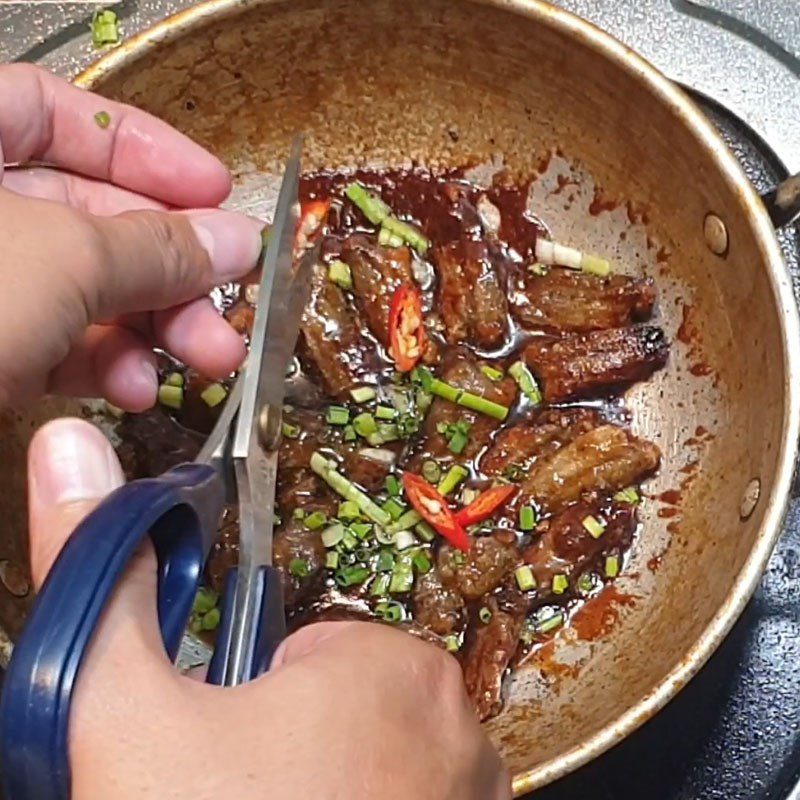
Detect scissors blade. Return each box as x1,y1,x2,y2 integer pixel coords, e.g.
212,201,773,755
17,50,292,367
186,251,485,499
219,135,303,686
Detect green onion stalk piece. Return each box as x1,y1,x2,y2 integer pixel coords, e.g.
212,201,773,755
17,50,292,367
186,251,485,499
325,405,350,426
193,587,218,615
535,610,565,634
478,606,493,624
378,226,404,248
480,364,504,382
386,508,421,534
385,475,401,497
577,572,600,595
310,452,392,528
335,565,371,587
389,559,414,594
344,183,391,225
381,215,430,255
415,521,436,542
94,110,111,129
321,523,345,548
281,422,300,439
421,460,442,484
325,551,339,570
370,573,390,596
604,554,620,578
381,497,406,521
415,367,509,421
90,9,120,47
201,607,221,631
444,634,461,653
514,565,536,591
157,384,183,410
200,382,227,408
343,425,357,442
350,522,372,539
289,558,311,578
375,405,397,421
412,551,432,574
582,515,606,539
614,486,640,505
303,511,327,531
552,574,569,595
394,530,417,551
341,530,358,551
328,259,353,290
509,361,542,406
534,238,612,277
519,505,536,531
437,464,469,496
375,600,405,624
350,386,377,404
375,550,395,572
353,412,378,437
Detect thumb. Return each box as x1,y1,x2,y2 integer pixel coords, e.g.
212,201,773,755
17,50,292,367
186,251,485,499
85,207,263,321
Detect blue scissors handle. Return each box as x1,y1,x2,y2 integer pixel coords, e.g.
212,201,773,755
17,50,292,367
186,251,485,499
0,464,223,800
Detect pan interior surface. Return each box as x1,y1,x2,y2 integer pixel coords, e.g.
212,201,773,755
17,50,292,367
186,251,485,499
0,0,792,793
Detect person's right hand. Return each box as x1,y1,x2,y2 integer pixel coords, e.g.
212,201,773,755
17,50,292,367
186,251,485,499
27,418,512,800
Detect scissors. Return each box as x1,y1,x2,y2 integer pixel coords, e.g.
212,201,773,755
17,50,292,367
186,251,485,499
0,136,312,800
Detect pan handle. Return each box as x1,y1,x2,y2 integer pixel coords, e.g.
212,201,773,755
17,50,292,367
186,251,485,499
761,173,800,229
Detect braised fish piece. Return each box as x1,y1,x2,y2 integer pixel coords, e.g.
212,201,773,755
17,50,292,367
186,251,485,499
437,534,520,601
412,569,466,637
523,325,669,403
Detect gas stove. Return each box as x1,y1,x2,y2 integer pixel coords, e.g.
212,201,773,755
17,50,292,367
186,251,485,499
1,2,799,798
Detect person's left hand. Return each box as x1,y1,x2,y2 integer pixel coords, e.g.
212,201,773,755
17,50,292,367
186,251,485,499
0,64,263,411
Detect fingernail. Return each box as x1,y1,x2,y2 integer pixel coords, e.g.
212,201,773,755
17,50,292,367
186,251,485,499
29,419,125,509
188,210,263,281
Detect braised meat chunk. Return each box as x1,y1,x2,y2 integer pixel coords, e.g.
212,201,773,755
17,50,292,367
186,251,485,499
436,239,509,348
524,325,669,403
412,569,466,636
438,535,520,600
511,267,656,333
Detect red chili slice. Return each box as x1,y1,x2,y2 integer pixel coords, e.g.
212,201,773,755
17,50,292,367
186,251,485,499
454,484,517,527
389,284,426,372
402,472,471,552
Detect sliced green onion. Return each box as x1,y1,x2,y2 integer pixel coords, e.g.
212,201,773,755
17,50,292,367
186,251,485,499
375,550,395,572
502,464,524,483
412,551,432,574
325,551,339,570
552,574,569,595
354,546,373,563
375,527,397,545
325,405,350,426
345,183,391,225
341,529,358,551
528,262,549,276
193,587,218,615
444,634,461,653
534,238,612,277
382,498,406,521
350,522,372,539
335,565,370,587
378,225,403,248
437,464,469,496
381,215,430,255
509,361,542,406
201,382,227,408
397,413,421,439
343,425,357,442
201,607,221,631
289,558,311,578
366,424,399,446
387,509,420,534
94,110,111,129
338,551,357,566
281,422,300,439
394,530,417,551
416,367,509,420
303,511,327,531
582,515,606,539
514,565,536,591
478,606,493,624
90,9,120,47
292,508,305,521
389,560,414,593
164,371,184,388
158,384,183,410
480,365,504,382
535,610,565,634
321,523,345,548
350,386,377,404
310,452,392,528
337,500,360,521
614,487,640,505
328,259,353,290
375,600,406,624
577,572,600,595
581,254,612,277
519,505,536,531
353,412,378,437
375,405,397,420
604,555,620,578
422,460,442,484
460,487,480,506
415,521,436,542
385,475,401,497
447,428,469,454
370,573,390,596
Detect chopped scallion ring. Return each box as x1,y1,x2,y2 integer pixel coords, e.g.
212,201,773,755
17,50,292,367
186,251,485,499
514,565,536,591
337,500,360,521
375,600,406,624
200,383,227,408
375,405,397,420
519,505,537,531
325,551,339,570
353,412,378,437
552,574,569,595
157,384,183,410
478,606,493,624
303,511,327,531
614,487,640,505
604,554,621,578
394,530,417,551
335,565,370,587
535,610,564,634
414,367,509,420
582,515,606,539
94,110,111,129
350,386,377,404
281,422,300,439
534,238,612,277
381,497,406,521
289,558,311,578
509,361,542,406
327,259,353,290
385,475,401,497
444,634,461,653
325,405,350,426
421,460,442,484
480,364,504,382
321,523,345,548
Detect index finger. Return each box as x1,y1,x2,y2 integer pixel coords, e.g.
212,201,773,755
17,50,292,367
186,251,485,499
0,64,232,208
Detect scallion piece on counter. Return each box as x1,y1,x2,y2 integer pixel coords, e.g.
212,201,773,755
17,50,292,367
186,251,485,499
534,238,612,277
370,573,390,596
157,384,183,410
438,464,469,496
382,497,406,521
385,475,401,497
344,183,391,225
303,511,327,531
421,460,442,484
375,600,405,624
582,515,606,539
381,215,430,255
389,560,414,593
604,554,620,578
444,634,461,653
519,505,536,531
94,110,111,129
335,565,370,587
552,574,569,595
353,412,378,437
509,361,542,406
281,422,300,439
514,565,536,591
375,405,397,420
350,386,377,404
478,606,493,624
90,9,120,47
480,365,504,382
325,551,339,570
201,608,221,631
289,558,310,578
325,405,350,426
321,523,345,548
164,371,184,388
201,382,227,408
614,487,640,505
310,452,392,528
415,367,509,420
535,610,564,634
328,259,353,290
412,551,432,574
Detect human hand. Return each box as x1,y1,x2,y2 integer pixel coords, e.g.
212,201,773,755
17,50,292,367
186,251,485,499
0,64,263,411
25,418,512,800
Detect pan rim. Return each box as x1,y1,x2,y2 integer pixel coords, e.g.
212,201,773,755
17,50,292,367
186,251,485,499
74,0,800,794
